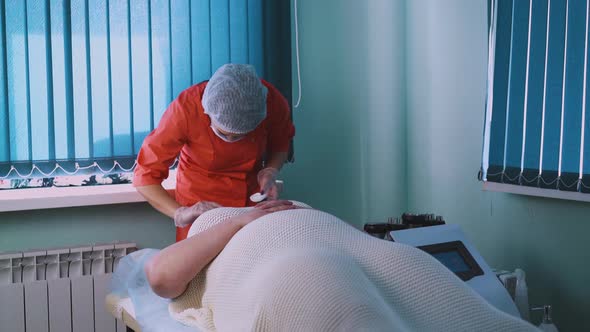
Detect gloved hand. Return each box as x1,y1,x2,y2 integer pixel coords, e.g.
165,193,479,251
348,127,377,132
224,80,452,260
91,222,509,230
257,167,280,200
235,200,297,228
174,201,222,227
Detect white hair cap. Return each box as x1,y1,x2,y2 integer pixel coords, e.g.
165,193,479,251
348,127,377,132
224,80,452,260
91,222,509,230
202,64,268,134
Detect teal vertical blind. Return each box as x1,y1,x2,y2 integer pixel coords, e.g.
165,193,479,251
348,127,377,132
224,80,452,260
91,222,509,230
482,0,590,193
0,0,271,180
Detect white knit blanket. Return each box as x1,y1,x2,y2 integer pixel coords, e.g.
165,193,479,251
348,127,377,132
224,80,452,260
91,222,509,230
169,204,537,332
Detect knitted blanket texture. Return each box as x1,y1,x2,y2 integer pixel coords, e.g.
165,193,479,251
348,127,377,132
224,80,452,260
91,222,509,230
169,204,536,332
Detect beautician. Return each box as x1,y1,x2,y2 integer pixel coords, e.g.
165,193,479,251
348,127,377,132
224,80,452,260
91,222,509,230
133,64,295,241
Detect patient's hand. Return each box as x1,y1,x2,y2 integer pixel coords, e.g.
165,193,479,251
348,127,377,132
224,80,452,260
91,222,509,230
233,200,298,228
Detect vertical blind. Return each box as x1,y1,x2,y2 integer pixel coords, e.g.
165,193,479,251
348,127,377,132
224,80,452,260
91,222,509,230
482,0,590,193
0,0,269,180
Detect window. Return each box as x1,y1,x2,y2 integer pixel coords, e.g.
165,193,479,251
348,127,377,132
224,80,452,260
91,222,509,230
0,0,290,191
482,0,590,197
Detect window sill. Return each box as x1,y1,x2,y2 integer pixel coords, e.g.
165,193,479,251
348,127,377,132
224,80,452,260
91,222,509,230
0,171,176,212
482,181,590,203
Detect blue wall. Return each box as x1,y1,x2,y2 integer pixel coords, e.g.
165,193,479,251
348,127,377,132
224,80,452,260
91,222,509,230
406,1,590,331
0,203,174,251
282,0,407,226
284,0,589,330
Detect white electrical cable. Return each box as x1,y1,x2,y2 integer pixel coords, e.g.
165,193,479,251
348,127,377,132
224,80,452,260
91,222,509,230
293,0,302,109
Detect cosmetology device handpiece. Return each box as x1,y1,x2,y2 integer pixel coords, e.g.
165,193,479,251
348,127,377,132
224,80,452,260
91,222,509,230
250,192,267,203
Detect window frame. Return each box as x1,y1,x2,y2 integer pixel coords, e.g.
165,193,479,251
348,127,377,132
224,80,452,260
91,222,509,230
0,170,176,212
481,0,590,202
482,181,590,203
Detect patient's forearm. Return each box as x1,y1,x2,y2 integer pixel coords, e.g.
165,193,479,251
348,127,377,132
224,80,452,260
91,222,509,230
145,217,243,299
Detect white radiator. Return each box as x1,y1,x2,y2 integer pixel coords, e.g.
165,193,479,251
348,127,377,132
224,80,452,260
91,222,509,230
0,242,136,332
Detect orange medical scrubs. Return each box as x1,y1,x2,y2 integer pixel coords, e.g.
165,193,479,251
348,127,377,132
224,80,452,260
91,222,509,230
133,80,295,241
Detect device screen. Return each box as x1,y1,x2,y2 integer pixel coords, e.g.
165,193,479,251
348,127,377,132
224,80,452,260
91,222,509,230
431,250,471,273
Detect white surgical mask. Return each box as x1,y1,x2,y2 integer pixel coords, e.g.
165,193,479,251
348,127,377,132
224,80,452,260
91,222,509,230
210,125,246,143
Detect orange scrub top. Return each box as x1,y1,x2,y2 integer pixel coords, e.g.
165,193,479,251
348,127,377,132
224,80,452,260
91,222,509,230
133,80,295,241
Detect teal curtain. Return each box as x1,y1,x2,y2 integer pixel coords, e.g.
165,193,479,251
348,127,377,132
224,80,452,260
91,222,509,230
482,0,590,193
0,0,289,181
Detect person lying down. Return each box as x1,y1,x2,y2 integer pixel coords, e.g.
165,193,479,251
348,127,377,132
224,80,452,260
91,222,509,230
145,200,537,332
